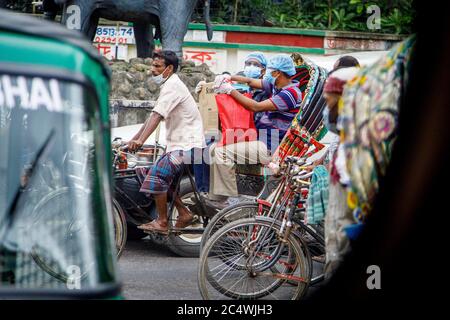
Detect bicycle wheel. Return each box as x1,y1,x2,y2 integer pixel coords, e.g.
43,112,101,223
205,211,301,274
29,187,95,283
167,177,206,257
198,217,312,300
112,199,127,258
200,201,264,250
30,187,123,283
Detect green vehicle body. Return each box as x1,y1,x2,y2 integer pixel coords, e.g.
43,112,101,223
0,10,121,299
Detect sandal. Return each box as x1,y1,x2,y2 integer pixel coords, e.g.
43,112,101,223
174,213,194,229
137,220,169,235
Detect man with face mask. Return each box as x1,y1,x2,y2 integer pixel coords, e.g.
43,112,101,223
192,52,269,199
207,54,302,208
242,52,271,123
216,53,302,153
195,51,268,96
242,52,266,79
127,50,206,234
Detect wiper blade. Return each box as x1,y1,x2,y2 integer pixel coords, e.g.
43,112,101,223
0,129,55,241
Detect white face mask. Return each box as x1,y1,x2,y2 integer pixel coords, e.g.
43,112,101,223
152,66,169,85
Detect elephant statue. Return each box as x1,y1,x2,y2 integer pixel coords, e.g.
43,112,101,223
43,0,213,59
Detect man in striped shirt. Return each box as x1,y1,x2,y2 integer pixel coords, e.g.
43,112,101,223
208,54,302,208
257,75,302,154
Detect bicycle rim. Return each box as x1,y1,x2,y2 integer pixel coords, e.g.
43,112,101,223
198,218,311,300
201,202,262,250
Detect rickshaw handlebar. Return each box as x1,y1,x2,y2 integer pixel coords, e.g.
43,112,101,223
284,155,313,166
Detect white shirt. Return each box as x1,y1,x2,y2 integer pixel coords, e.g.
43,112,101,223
335,144,351,186
152,74,206,152
325,132,340,164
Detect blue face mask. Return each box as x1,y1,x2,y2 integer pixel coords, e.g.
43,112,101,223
244,65,262,79
152,66,169,85
263,70,277,86
323,107,338,134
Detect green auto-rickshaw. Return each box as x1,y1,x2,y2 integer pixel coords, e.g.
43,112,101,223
0,10,123,299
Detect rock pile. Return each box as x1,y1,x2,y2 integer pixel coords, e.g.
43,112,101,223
109,58,216,102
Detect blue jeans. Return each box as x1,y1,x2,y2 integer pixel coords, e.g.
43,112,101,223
194,162,210,193
193,135,216,193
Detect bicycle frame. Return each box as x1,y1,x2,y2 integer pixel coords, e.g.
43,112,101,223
167,164,210,234
113,169,152,219
239,159,326,285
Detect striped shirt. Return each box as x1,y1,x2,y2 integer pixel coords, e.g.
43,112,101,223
255,80,302,153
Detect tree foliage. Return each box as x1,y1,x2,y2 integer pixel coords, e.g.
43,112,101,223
193,0,415,34
3,0,415,34
1,0,33,12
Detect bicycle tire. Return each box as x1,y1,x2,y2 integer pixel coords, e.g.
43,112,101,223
29,187,93,283
200,201,263,250
166,177,206,257
112,199,127,258
30,187,123,283
198,217,312,300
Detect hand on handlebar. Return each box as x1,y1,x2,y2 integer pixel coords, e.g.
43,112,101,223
127,140,143,153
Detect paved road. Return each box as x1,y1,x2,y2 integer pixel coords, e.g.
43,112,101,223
118,237,323,300
118,238,203,300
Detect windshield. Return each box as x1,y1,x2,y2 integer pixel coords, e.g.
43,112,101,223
0,74,116,291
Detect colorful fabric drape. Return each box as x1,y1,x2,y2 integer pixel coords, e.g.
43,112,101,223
339,36,415,224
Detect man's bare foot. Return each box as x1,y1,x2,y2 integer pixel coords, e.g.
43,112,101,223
177,205,193,219
175,210,194,229
138,220,168,234
175,217,194,228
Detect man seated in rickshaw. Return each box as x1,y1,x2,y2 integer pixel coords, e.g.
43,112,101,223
127,50,206,234
205,54,303,209
193,51,271,196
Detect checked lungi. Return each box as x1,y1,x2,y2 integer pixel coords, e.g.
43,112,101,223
136,150,185,195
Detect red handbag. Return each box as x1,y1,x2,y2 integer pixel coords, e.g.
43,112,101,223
215,93,257,147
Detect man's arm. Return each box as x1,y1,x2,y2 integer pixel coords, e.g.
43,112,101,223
128,112,163,151
230,75,263,89
130,120,147,141
230,90,277,112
